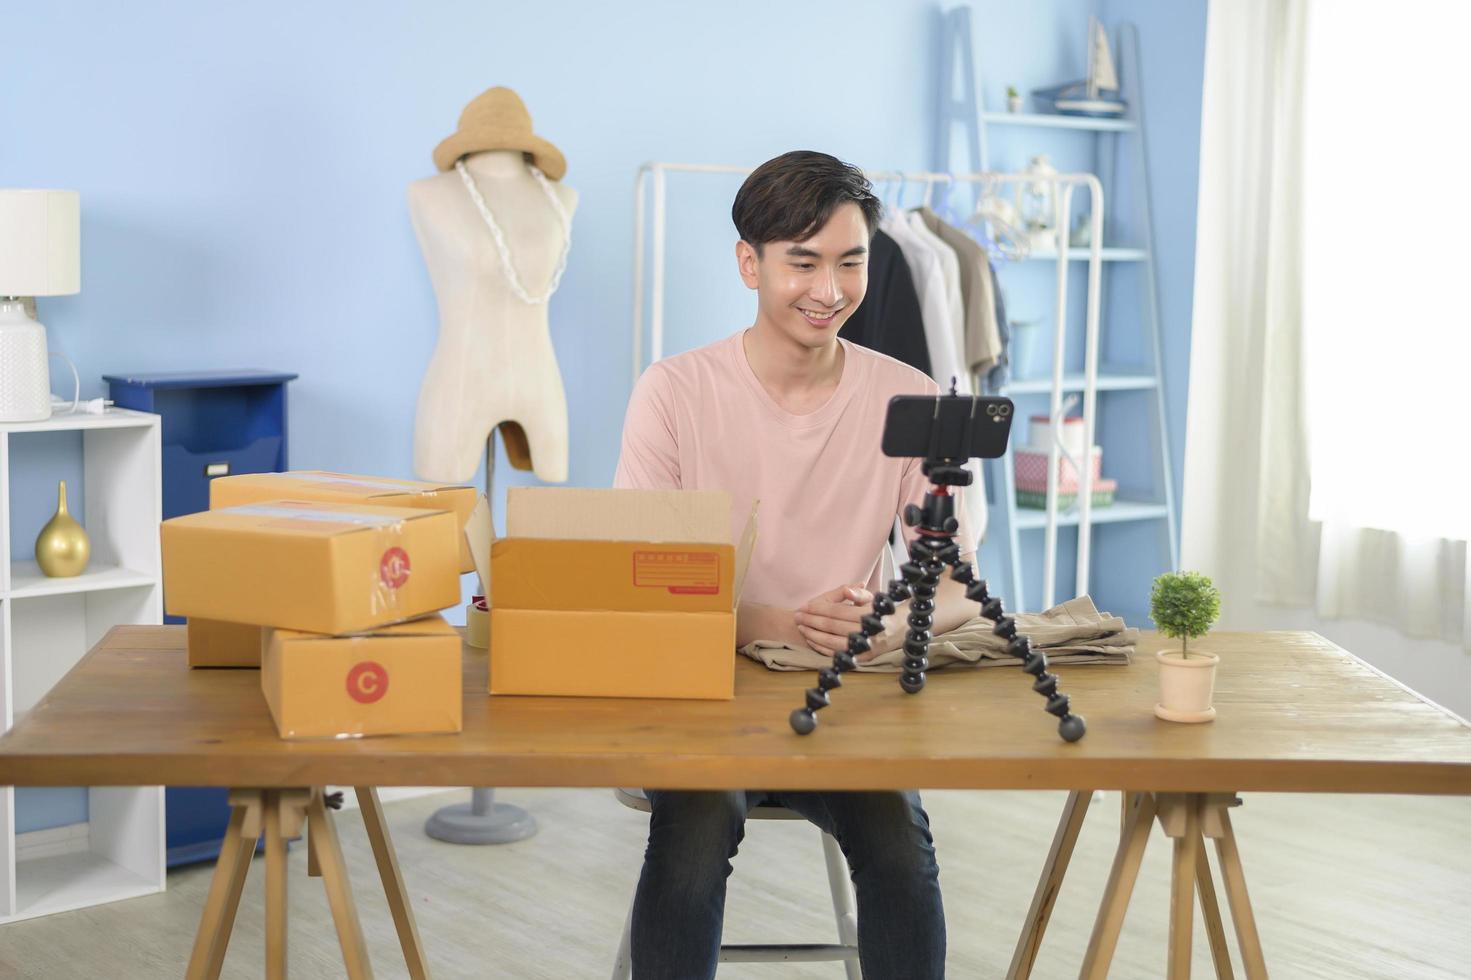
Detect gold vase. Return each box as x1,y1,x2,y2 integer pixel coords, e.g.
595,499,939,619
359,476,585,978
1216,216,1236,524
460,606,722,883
35,480,91,577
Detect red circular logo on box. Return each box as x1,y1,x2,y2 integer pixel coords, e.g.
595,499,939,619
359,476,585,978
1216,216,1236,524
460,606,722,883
346,661,389,704
380,547,411,589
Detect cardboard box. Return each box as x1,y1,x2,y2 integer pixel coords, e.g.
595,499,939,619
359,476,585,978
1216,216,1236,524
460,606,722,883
210,470,478,573
162,499,460,634
488,487,756,700
187,618,263,668
261,614,463,739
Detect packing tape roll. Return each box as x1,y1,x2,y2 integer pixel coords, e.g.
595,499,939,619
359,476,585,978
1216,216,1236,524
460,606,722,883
466,596,488,649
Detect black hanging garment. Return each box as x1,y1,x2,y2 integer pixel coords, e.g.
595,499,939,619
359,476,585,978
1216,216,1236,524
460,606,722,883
839,229,931,375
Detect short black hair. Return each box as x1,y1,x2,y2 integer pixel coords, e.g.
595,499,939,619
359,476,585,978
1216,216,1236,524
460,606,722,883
732,151,882,256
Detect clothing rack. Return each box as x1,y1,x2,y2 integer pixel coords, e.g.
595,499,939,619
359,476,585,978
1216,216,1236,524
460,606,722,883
630,162,1106,605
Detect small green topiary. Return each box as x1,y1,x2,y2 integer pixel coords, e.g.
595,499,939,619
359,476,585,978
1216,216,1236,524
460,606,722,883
1149,570,1221,659
1006,85,1020,98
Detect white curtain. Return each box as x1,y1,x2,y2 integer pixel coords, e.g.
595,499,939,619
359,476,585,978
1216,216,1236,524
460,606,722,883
1181,0,1471,650
1181,0,1317,607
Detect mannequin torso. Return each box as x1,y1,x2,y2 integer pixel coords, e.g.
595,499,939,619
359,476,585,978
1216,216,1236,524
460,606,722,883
409,150,577,483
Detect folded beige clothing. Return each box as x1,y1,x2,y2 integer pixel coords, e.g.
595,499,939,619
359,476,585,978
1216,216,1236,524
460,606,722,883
739,595,1137,672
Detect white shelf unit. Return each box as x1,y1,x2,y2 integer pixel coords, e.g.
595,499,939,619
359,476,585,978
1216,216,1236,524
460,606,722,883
938,9,1180,618
981,111,1138,133
0,407,164,923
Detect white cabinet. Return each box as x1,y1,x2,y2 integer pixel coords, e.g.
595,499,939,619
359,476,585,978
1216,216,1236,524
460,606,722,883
0,408,164,922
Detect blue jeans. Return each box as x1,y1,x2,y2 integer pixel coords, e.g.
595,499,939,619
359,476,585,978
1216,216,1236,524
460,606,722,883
631,789,945,979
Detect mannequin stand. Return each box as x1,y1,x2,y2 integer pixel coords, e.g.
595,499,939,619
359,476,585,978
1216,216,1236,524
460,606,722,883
425,435,538,846
423,786,538,845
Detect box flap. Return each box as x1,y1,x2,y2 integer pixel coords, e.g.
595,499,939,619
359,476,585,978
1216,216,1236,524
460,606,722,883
732,499,759,608
291,471,472,495
200,499,444,536
466,493,494,595
507,487,732,543
272,613,456,643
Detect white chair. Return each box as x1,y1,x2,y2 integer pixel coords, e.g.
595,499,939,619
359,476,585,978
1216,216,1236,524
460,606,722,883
611,788,861,979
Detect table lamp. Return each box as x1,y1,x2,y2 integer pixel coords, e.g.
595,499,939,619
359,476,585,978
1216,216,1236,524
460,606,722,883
0,189,80,422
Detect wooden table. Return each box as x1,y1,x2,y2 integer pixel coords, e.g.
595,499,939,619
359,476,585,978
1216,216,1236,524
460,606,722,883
2,626,1469,978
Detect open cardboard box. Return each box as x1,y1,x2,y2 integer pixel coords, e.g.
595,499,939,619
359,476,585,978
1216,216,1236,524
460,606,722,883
488,487,757,700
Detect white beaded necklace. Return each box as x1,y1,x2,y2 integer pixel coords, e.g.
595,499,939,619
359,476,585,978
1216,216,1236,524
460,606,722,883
455,159,572,306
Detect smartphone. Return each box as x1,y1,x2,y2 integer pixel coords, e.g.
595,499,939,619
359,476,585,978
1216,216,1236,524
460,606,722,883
880,393,1014,461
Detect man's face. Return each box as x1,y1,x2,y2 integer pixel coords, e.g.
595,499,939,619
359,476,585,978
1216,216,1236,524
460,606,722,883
737,201,869,349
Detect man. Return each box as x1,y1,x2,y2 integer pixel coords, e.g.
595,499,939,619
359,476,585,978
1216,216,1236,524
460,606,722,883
614,150,978,979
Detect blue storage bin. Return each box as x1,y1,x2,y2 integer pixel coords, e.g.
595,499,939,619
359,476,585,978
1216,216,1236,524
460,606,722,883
104,369,298,867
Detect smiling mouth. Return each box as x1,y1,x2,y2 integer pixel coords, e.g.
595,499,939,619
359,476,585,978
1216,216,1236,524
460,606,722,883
797,307,843,325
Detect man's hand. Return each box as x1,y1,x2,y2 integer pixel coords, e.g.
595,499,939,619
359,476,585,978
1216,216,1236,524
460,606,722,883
794,583,893,662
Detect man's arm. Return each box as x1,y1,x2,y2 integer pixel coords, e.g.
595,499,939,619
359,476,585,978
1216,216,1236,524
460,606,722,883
792,554,977,662
737,602,806,649
791,441,987,657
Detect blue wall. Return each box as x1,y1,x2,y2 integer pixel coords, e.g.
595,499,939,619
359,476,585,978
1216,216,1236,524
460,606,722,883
4,1,1206,829
1102,0,1207,543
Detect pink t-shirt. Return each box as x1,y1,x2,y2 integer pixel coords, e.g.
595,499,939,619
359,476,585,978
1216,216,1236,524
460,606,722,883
613,330,974,609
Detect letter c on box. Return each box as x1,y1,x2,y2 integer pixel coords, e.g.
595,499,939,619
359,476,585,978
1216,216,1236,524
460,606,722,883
380,547,411,589
346,661,389,704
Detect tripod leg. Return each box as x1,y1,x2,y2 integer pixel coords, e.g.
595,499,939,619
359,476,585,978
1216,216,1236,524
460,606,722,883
949,559,1087,742
790,574,912,734
790,478,1086,743
898,549,941,694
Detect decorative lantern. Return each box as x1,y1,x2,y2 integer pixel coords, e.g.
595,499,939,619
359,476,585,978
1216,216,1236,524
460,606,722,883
1016,154,1060,251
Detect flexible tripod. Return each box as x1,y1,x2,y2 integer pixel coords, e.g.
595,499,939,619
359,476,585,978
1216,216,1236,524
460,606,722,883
789,423,1087,743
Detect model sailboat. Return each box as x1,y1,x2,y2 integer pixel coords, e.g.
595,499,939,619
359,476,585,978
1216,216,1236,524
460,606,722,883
1032,17,1127,118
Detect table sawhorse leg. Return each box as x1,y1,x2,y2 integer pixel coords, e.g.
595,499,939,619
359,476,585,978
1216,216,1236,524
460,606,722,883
1158,794,1203,978
1210,802,1266,978
184,786,430,980
1074,792,1263,980
1194,825,1234,980
306,787,373,978
1008,790,1092,979
185,803,256,978
1079,790,1159,978
354,787,433,979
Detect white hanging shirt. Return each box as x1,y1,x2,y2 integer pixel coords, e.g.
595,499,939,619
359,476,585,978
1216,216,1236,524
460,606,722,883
877,213,989,549
906,210,968,382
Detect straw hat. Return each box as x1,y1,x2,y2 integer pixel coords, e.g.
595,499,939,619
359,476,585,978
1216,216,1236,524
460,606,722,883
432,86,567,180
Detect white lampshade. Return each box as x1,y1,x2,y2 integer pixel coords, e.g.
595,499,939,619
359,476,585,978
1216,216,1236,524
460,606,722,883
0,189,80,297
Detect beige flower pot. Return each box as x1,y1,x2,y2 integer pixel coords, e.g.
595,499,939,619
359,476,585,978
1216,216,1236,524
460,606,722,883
1154,649,1218,723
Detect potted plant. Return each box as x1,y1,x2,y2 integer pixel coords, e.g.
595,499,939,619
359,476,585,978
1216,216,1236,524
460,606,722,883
1006,85,1024,113
1149,570,1222,723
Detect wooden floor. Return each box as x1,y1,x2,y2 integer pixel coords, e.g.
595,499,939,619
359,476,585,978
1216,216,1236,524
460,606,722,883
1,787,1467,978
